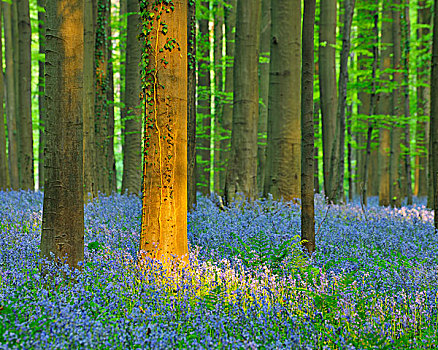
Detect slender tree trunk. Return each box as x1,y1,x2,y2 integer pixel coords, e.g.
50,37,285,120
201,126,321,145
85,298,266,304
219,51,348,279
37,0,46,190
107,9,116,193
314,101,320,194
264,0,301,201
415,0,430,198
188,0,197,210
390,0,402,208
224,0,261,202
121,0,142,195
431,0,438,230
17,0,34,190
139,0,189,267
347,102,353,201
257,0,270,195
196,2,211,196
377,2,393,207
41,0,85,269
83,0,97,199
3,2,19,190
337,0,355,203
301,0,316,256
0,5,7,190
319,0,339,203
220,0,236,193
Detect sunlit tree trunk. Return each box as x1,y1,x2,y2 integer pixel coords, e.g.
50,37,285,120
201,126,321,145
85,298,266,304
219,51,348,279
83,0,97,199
139,0,189,267
219,0,236,193
17,0,34,190
3,1,19,190
121,0,142,195
301,0,316,256
188,0,197,209
377,2,393,207
37,0,46,190
41,0,85,269
224,0,261,202
319,0,339,203
257,0,270,195
390,0,402,208
264,0,301,201
0,5,7,190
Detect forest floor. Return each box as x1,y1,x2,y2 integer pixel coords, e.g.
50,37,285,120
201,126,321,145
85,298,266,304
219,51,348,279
0,191,437,349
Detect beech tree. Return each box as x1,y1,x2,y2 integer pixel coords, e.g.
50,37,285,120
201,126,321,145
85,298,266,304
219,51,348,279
139,0,189,267
431,0,438,230
41,0,85,269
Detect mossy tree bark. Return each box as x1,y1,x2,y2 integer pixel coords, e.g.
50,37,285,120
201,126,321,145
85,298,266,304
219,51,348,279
139,0,189,268
121,0,142,195
224,0,261,202
41,0,85,269
264,0,301,201
0,5,7,190
37,0,46,190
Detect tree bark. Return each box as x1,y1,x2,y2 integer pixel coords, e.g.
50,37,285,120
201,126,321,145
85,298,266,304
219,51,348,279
319,0,339,203
41,0,85,269
139,0,189,267
257,0,270,195
0,5,7,190
264,0,301,201
3,1,19,190
431,0,438,229
17,0,34,190
37,0,46,190
224,0,261,203
188,0,197,210
301,0,316,256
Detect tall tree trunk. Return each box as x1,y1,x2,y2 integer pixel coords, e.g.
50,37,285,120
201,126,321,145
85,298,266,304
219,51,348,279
0,5,7,190
431,0,438,230
37,0,46,190
139,0,189,267
301,0,316,256
257,0,270,195
415,0,431,198
83,0,97,199
220,0,236,193
188,0,197,210
337,0,355,203
319,0,339,203
347,102,353,201
264,0,301,201
3,2,19,190
41,0,85,269
196,2,211,196
224,0,261,202
95,0,111,195
390,0,402,208
17,0,34,190
377,2,393,207
121,0,142,195
314,101,320,194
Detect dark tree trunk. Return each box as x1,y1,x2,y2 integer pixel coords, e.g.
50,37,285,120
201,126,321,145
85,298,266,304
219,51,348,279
38,0,46,190
0,5,7,189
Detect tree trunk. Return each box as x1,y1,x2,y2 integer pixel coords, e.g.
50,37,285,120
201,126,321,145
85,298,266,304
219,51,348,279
224,0,261,202
337,0,355,203
319,0,339,203
301,0,316,256
220,0,236,193
431,0,438,230
3,1,19,190
257,0,270,195
188,0,197,210
314,101,320,194
0,5,7,190
83,0,97,199
390,0,402,208
95,0,111,195
415,0,431,198
41,0,85,269
121,0,142,195
196,2,211,196
17,0,34,190
377,2,393,207
37,0,46,190
139,0,189,267
347,102,353,201
264,0,301,201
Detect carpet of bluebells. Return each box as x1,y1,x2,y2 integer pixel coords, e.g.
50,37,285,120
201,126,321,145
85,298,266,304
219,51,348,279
1,190,438,349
